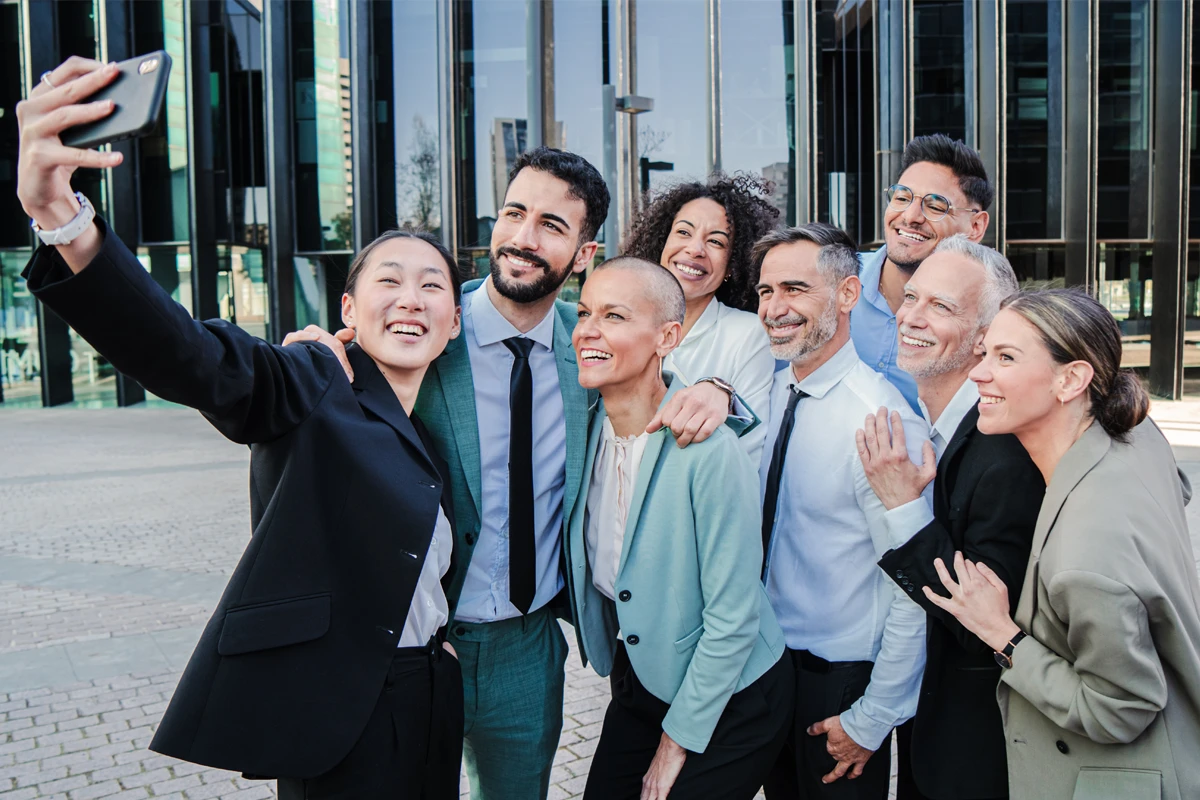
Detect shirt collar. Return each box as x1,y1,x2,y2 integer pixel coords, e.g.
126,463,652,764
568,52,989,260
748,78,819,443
468,278,557,351
681,297,723,343
858,247,891,314
927,379,980,444
786,339,859,400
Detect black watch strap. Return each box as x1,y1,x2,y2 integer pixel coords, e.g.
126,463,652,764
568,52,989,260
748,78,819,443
994,630,1027,669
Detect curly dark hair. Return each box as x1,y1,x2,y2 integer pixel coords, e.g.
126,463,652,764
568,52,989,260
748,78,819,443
623,173,781,311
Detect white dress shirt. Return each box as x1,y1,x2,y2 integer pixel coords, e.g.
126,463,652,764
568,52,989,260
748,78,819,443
883,379,981,546
584,418,650,600
664,298,775,464
759,340,929,751
455,281,568,623
398,506,453,646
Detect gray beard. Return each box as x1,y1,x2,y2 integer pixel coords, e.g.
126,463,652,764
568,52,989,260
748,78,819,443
768,293,839,364
900,329,978,379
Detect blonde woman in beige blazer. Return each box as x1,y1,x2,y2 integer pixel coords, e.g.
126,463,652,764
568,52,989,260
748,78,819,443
920,288,1200,800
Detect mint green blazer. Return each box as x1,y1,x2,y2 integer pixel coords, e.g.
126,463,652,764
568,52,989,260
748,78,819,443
414,280,596,612
564,375,785,754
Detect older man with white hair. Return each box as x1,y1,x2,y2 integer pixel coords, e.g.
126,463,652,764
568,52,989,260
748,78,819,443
856,235,1045,800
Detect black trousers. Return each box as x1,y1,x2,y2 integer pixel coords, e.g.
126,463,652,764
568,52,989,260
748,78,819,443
584,642,794,800
277,641,464,800
763,648,891,800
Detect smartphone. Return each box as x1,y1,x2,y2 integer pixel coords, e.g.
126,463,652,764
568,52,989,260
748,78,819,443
59,51,172,150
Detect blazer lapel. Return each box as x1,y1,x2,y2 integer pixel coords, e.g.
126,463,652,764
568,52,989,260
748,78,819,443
349,345,437,476
616,428,667,577
1015,422,1111,626
554,310,591,527
432,334,483,515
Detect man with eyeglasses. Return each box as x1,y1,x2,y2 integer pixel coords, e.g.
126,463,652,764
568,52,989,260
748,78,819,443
850,134,992,413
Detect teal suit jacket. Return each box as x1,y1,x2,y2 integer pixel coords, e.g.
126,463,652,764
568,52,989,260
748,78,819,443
414,279,596,614
564,375,785,754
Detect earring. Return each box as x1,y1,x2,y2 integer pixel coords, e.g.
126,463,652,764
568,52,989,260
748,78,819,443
1059,396,1064,406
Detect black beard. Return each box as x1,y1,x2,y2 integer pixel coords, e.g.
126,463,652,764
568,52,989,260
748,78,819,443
489,246,576,303
889,252,924,275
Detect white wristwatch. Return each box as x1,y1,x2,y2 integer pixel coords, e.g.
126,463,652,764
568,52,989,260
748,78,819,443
30,192,96,246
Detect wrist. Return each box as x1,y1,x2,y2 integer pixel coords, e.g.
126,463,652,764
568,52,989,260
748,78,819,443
29,195,82,232
986,619,1023,653
659,731,686,755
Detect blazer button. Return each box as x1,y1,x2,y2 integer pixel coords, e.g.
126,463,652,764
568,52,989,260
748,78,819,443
626,635,640,645
454,626,466,637
618,590,631,602
465,533,475,546
1055,740,1069,755
896,570,907,579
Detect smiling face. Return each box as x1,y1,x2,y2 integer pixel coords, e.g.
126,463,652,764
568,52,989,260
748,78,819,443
896,251,986,379
968,308,1064,436
884,161,987,274
341,238,461,378
489,167,595,303
573,268,681,392
658,197,732,306
756,240,855,365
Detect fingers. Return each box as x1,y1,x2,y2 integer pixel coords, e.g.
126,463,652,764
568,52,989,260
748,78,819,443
29,99,116,139
34,57,107,97
976,560,1009,591
932,557,960,595
876,408,892,449
644,410,664,434
889,410,907,454
25,141,122,172
922,585,952,610
953,551,968,588
822,760,851,784
855,428,868,461
848,760,866,779
32,61,119,114
861,413,879,458
806,718,829,736
672,414,704,448
689,415,721,445
281,331,319,346
334,327,356,343
442,641,458,659
920,440,937,478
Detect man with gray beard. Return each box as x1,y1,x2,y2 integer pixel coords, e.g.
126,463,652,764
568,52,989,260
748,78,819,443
753,223,931,800
856,235,1042,800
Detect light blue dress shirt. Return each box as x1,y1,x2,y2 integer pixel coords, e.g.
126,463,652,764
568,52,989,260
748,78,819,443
850,247,921,414
454,282,567,623
760,341,929,751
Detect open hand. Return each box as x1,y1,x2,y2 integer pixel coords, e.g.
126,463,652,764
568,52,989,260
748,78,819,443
923,551,1021,652
640,733,687,799
856,407,935,509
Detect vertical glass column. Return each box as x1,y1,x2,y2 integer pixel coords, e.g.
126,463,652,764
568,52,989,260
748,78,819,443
293,0,354,253
1096,0,1151,240
635,0,707,194
718,0,793,221
390,0,442,234
911,0,967,142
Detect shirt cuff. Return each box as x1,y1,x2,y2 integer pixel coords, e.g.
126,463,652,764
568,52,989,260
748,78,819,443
838,706,891,752
883,498,934,549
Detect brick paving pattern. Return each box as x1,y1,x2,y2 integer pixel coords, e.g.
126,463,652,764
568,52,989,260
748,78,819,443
3,405,1198,799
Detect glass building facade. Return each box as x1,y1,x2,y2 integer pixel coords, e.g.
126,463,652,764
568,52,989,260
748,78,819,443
2,0,1199,405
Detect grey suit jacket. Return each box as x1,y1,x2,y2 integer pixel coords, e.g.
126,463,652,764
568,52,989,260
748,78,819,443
999,419,1200,800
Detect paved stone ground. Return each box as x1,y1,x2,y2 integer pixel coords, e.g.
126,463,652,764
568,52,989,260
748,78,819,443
2,404,1199,800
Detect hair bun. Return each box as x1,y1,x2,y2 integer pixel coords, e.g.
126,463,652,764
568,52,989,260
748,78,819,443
1095,371,1149,438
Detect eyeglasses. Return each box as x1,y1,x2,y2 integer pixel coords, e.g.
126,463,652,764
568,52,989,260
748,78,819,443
886,184,981,221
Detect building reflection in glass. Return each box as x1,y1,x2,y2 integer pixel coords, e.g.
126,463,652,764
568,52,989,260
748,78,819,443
911,0,966,142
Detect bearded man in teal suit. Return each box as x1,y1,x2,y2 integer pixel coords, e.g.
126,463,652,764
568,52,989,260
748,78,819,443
288,147,744,799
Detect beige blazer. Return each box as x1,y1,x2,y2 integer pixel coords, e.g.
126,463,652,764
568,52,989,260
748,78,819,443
999,419,1200,800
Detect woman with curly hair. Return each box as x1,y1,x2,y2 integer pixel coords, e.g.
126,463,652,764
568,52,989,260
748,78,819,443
624,173,780,462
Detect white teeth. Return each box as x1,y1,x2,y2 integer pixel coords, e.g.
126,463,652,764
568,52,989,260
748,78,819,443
388,323,425,336
580,349,612,361
508,255,534,268
901,335,933,347
980,396,1004,405
675,263,704,277
897,230,929,243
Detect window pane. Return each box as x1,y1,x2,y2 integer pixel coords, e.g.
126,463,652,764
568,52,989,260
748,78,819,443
0,1,26,248
1006,241,1066,285
293,0,354,252
553,0,603,224
912,0,966,142
227,10,268,246
0,251,40,406
720,0,792,222
1096,1,1151,239
1006,0,1063,239
391,0,442,233
454,0,528,248
637,0,707,193
1097,242,1153,370
134,0,190,244
137,246,193,312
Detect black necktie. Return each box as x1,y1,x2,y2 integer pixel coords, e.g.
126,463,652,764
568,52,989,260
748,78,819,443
761,386,806,577
503,336,536,614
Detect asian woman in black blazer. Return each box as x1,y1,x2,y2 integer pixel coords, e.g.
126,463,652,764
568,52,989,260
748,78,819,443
18,57,465,799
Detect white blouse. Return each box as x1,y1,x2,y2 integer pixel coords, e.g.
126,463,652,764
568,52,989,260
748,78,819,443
585,417,650,601
664,298,775,465
398,506,453,647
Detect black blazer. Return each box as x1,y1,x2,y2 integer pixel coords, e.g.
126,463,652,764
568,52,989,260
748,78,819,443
878,405,1043,800
24,221,454,779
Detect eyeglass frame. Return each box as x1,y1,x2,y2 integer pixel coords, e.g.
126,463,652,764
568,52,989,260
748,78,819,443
885,184,982,221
